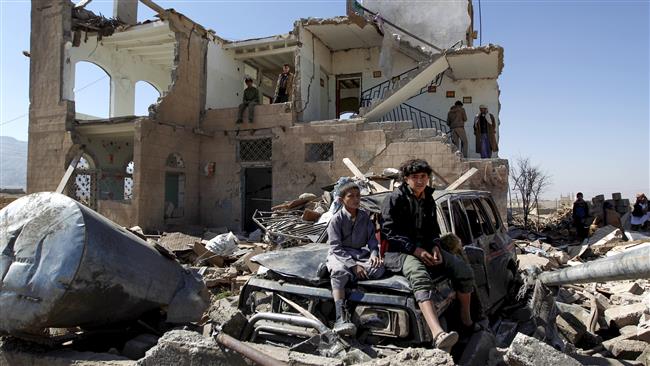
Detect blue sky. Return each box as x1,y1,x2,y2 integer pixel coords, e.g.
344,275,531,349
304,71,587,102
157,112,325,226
1,0,648,199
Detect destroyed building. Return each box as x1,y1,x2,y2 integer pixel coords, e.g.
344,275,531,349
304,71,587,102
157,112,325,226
27,0,509,232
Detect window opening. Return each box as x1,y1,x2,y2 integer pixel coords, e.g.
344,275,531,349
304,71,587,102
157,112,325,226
239,138,272,162
74,61,110,119
124,161,134,200
451,200,472,245
481,198,502,230
166,153,185,169
305,142,334,162
135,81,160,116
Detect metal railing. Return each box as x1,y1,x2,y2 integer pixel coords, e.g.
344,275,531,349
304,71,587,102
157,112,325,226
360,67,444,109
381,102,448,131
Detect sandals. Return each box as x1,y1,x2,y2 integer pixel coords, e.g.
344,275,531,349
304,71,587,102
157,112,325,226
432,331,459,353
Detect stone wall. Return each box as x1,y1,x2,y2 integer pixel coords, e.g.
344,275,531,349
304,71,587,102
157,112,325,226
198,118,509,231
26,1,75,194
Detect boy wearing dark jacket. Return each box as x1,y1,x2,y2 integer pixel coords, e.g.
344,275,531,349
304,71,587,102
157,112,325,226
381,159,475,352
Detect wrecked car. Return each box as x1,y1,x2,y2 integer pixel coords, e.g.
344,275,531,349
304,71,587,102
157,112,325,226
238,189,517,350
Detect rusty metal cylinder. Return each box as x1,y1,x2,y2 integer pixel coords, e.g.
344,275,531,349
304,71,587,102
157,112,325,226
0,192,208,335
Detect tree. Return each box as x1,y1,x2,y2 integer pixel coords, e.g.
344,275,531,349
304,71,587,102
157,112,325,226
509,157,552,229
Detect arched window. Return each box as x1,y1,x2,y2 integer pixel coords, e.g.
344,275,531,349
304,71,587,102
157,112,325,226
124,160,134,200
74,61,110,119
71,154,96,207
135,80,161,116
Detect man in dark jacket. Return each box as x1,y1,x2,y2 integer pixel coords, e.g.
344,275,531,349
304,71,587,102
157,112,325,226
381,159,475,352
572,192,589,241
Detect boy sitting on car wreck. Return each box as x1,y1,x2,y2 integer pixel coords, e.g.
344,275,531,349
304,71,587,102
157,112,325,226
326,182,385,336
381,159,476,352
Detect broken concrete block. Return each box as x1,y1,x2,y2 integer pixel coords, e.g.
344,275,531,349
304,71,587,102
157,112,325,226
556,302,603,332
620,325,639,336
193,241,225,267
459,330,496,366
637,346,650,365
137,330,249,366
517,254,555,271
594,292,611,311
357,347,454,366
207,298,247,338
504,333,581,366
556,312,587,344
610,282,645,296
603,337,648,359
605,303,646,328
557,287,581,304
122,334,159,360
158,232,200,252
610,292,645,306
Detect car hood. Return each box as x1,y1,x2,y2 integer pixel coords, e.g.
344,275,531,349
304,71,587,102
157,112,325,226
251,243,328,285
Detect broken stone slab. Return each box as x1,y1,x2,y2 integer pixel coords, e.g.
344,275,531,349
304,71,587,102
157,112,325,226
517,254,556,271
610,282,645,296
602,337,649,359
458,330,496,366
136,330,249,366
356,347,454,366
504,333,581,366
605,303,646,328
207,297,247,338
158,232,200,252
610,293,646,306
556,302,604,332
556,311,587,344
557,287,582,304
198,266,238,287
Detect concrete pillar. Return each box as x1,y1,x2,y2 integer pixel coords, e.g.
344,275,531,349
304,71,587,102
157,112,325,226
113,0,138,25
110,77,135,117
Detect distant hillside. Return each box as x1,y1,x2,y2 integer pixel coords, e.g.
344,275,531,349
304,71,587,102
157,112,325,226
0,136,27,189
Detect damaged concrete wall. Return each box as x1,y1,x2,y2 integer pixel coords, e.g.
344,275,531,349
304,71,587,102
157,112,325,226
66,29,173,118
356,0,473,50
296,27,333,122
149,15,207,128
198,117,508,231
134,120,200,231
27,0,76,194
205,39,247,110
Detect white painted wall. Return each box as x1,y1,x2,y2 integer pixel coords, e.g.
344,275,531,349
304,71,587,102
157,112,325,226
407,77,501,159
66,36,172,117
360,0,472,49
307,42,501,158
205,40,247,109
298,28,333,122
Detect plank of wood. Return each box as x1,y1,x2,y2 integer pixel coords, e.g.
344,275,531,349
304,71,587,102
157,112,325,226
55,149,83,194
342,158,389,193
446,167,478,191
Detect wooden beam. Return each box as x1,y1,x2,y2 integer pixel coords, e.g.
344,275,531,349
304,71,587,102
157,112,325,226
56,148,84,194
342,158,390,193
446,167,478,191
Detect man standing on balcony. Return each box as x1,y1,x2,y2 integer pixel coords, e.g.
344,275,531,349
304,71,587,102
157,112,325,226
447,101,468,157
473,105,498,158
236,76,259,124
273,64,294,104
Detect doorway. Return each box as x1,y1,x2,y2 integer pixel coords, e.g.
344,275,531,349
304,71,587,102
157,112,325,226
164,172,185,219
243,167,272,232
336,73,362,118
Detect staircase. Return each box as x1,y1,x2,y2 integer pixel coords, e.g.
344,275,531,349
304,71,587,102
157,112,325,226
360,55,450,122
